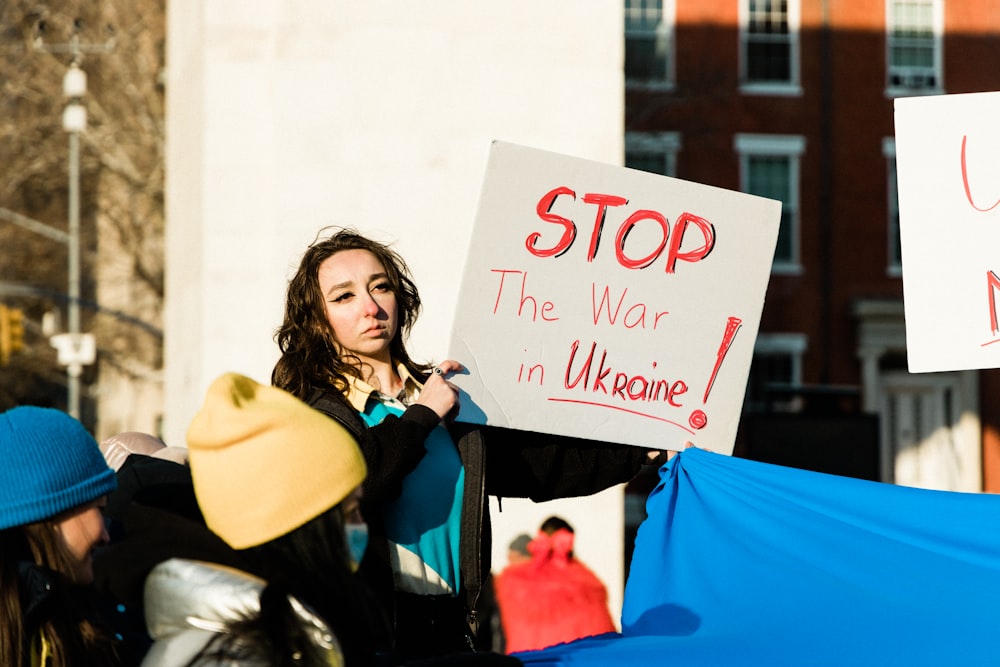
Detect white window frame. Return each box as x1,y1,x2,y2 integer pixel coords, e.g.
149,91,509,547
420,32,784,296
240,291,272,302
883,138,902,277
739,0,802,96
625,0,677,90
625,131,681,177
885,0,944,97
735,134,806,275
747,333,808,413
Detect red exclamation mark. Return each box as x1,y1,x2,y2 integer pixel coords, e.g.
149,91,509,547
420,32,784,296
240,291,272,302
688,316,742,430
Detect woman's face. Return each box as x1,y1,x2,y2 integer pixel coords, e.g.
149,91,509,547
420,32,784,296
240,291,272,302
318,249,399,365
52,497,109,584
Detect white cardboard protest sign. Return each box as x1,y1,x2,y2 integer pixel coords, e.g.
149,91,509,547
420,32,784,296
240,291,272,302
895,92,1000,373
446,141,781,454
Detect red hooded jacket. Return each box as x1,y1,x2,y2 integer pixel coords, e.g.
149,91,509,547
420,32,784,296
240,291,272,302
494,529,617,653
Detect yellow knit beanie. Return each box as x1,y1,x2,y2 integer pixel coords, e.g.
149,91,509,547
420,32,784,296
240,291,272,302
186,373,367,550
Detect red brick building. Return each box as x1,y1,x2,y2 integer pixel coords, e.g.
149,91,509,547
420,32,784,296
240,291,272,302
624,0,1000,491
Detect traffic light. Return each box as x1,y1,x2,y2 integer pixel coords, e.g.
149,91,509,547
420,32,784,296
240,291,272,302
0,305,25,366
8,307,23,355
0,304,8,365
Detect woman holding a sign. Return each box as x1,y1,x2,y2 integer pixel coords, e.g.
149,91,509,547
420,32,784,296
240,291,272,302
271,228,655,661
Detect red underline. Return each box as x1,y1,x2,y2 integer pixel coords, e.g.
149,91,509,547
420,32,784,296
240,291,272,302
982,338,1000,347
547,397,696,435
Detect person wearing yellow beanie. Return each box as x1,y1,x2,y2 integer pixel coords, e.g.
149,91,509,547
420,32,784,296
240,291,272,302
140,374,391,667
186,371,367,550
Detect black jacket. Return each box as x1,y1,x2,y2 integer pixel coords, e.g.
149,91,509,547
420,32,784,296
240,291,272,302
307,390,650,632
18,561,143,667
92,454,250,659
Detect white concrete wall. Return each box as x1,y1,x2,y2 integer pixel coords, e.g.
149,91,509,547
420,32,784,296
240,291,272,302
165,0,629,624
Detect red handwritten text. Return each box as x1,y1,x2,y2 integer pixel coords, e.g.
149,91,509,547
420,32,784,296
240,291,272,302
989,270,1000,336
525,187,716,273
490,269,559,322
517,355,545,385
591,283,669,329
563,340,688,406
961,135,1000,213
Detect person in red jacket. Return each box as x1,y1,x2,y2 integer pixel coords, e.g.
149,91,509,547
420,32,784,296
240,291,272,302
493,516,617,654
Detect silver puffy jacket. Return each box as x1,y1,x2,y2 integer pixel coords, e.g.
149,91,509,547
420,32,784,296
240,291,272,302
141,558,343,667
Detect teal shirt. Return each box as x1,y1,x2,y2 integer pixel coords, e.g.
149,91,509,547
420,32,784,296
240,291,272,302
360,398,465,596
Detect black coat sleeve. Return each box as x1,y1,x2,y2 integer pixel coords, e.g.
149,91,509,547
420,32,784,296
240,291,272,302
357,406,441,503
308,390,438,504
456,423,650,502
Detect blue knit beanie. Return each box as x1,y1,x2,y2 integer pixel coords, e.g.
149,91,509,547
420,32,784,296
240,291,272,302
0,406,118,530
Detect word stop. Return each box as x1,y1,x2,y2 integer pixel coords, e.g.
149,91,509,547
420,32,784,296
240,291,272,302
524,186,716,273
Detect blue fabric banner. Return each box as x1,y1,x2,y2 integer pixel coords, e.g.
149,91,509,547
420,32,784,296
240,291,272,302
519,447,1000,666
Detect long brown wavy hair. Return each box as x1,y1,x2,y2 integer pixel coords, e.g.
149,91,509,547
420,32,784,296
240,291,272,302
272,228,432,400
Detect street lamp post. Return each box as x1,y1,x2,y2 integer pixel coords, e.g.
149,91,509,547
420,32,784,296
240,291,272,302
5,26,114,419
62,53,86,419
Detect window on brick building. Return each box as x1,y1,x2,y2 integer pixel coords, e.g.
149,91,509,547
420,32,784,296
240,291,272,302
740,0,800,94
883,138,902,276
625,0,675,88
625,132,680,177
744,333,807,413
736,134,805,274
886,0,943,94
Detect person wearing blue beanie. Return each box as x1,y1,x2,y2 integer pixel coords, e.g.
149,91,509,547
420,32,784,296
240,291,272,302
0,406,118,531
0,406,134,667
